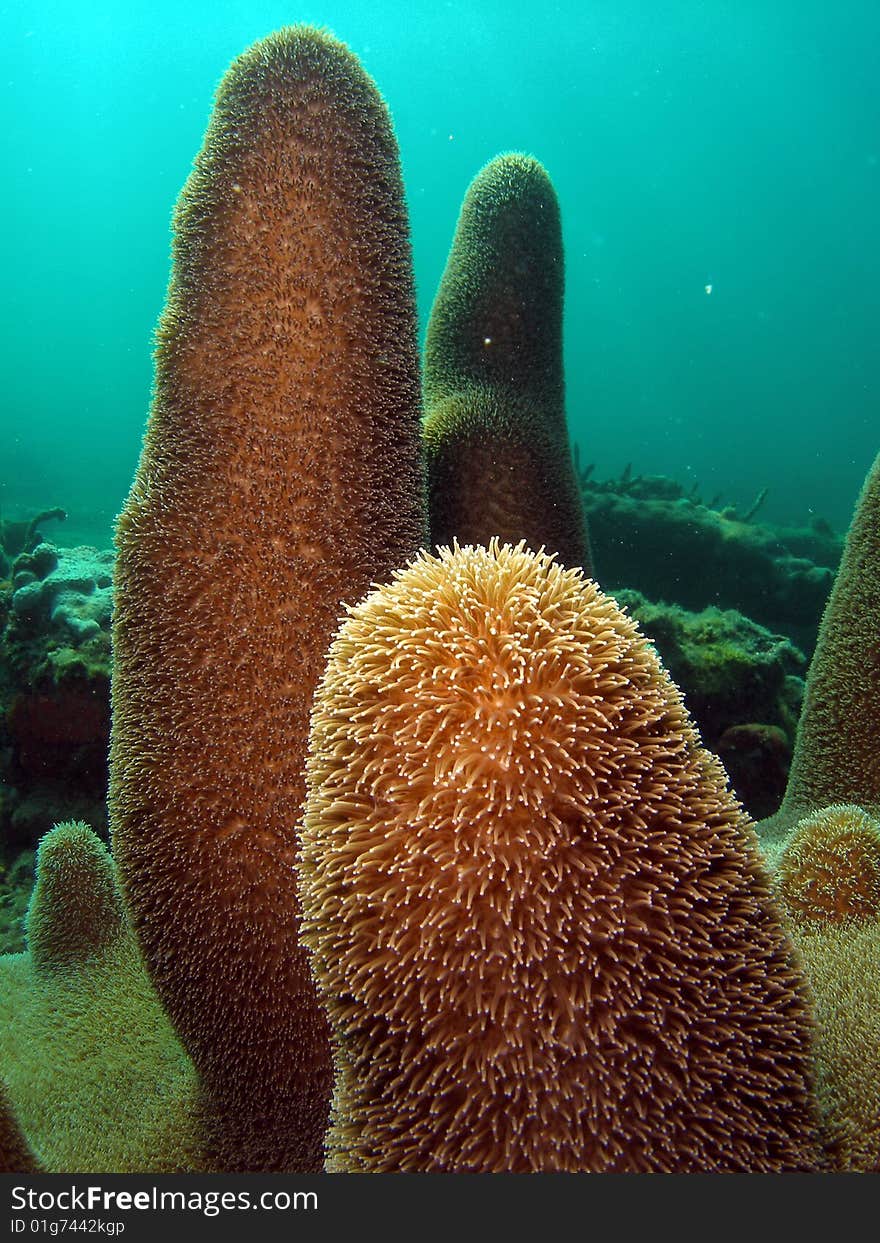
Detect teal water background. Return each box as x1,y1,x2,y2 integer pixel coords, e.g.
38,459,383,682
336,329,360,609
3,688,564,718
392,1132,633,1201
2,0,877,547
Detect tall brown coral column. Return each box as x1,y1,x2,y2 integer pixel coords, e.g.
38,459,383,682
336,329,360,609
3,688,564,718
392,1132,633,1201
109,26,425,1172
423,155,591,573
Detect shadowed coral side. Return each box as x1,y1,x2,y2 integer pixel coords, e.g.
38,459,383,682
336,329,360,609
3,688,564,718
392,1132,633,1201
0,824,203,1172
0,1083,37,1173
108,25,426,1172
423,155,591,572
299,540,819,1172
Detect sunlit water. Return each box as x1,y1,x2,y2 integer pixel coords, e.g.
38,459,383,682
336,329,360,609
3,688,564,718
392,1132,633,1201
2,0,877,548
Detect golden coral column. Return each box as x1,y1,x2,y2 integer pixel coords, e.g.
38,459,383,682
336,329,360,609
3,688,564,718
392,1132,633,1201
109,26,425,1172
300,541,820,1172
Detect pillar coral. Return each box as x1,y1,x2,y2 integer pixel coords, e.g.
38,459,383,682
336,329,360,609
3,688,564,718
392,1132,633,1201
760,450,880,854
774,805,880,1170
423,155,591,573
109,25,425,1172
755,452,880,1170
0,1085,36,1173
0,823,203,1172
299,541,820,1172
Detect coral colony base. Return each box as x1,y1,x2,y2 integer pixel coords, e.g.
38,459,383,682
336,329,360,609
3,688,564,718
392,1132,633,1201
0,24,878,1173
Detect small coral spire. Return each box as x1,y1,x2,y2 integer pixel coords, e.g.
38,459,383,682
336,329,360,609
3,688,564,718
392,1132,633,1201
26,821,126,972
423,155,591,572
299,540,819,1172
109,25,425,1172
0,822,203,1172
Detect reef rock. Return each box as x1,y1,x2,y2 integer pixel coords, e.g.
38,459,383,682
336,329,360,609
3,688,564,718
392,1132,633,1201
616,589,807,819
0,544,112,854
581,472,840,653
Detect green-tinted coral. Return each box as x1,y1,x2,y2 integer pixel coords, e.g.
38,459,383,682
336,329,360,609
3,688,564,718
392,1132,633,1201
580,475,838,653
755,453,880,1170
0,1081,36,1172
0,823,205,1172
423,154,590,571
760,451,880,853
774,805,880,1169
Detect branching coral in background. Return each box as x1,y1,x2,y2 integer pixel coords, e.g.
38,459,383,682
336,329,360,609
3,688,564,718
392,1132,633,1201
0,508,66,578
108,24,426,1173
300,540,819,1172
423,155,590,572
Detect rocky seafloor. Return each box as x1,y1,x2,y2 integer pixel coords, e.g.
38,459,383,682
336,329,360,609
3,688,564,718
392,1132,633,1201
0,473,843,952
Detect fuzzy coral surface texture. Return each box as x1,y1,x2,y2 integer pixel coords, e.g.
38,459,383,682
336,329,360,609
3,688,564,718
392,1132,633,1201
108,24,425,1173
3,18,879,1178
0,823,203,1172
300,541,819,1172
423,155,590,572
